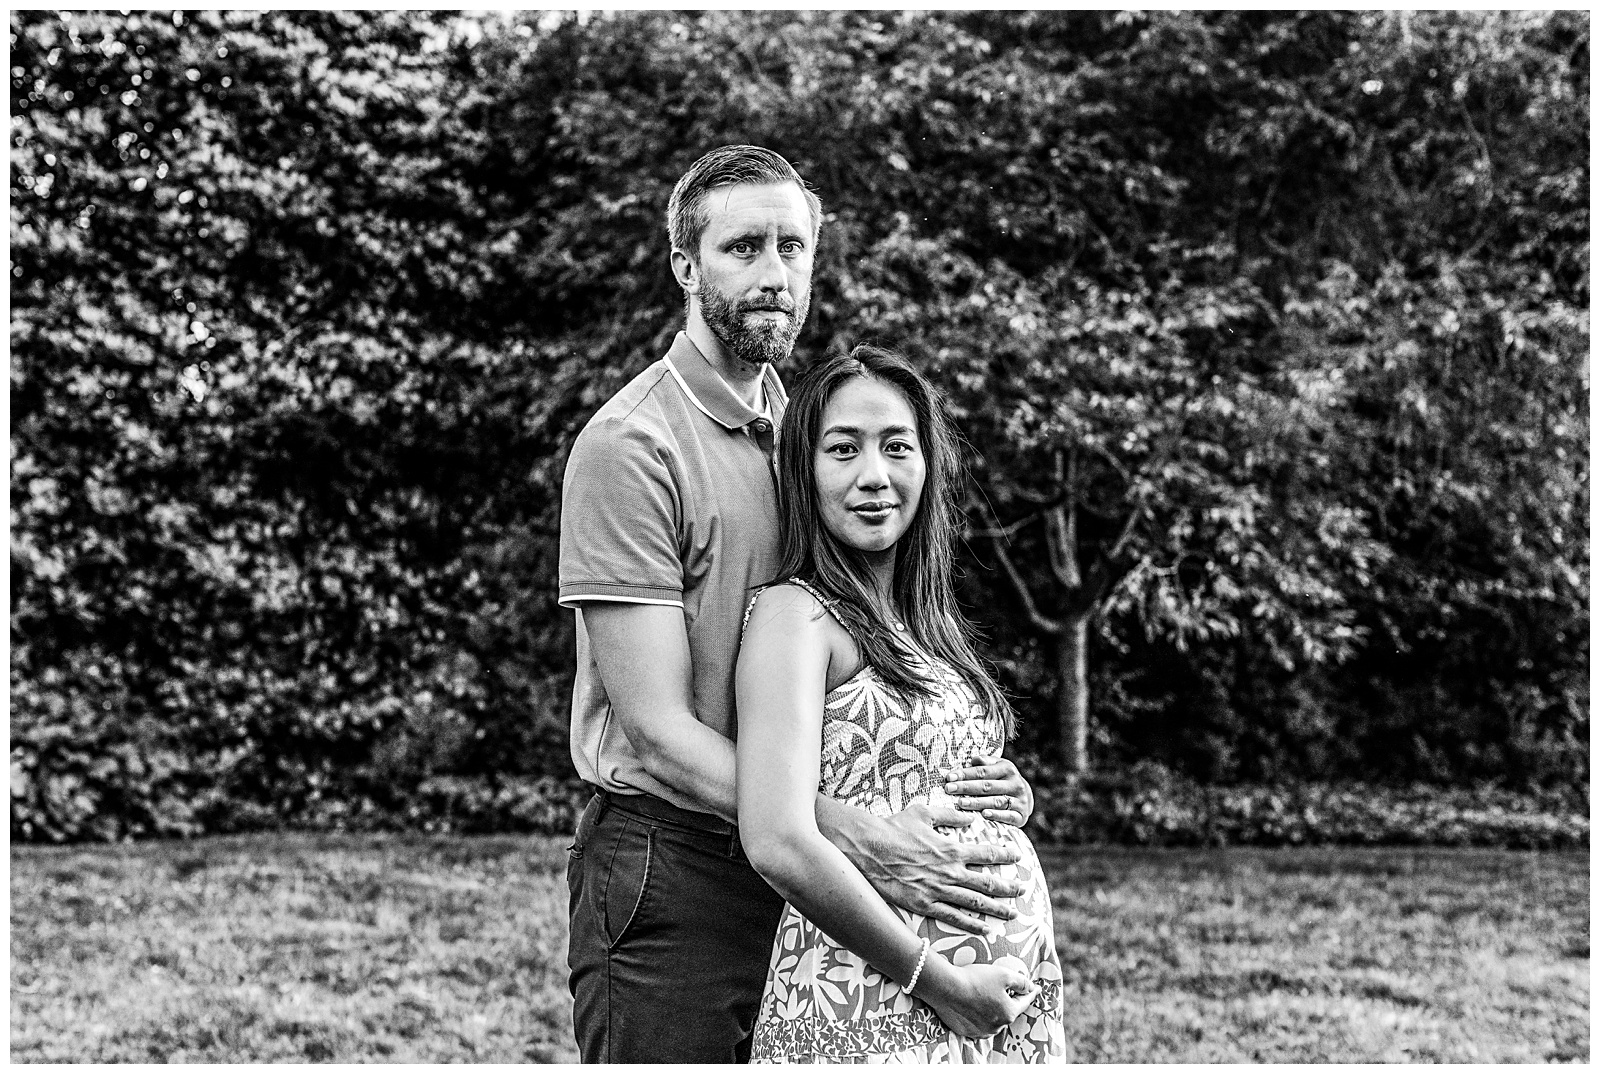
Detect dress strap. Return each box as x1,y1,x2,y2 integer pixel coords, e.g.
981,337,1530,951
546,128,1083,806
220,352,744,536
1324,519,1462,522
784,576,836,611
740,577,846,636
786,576,853,633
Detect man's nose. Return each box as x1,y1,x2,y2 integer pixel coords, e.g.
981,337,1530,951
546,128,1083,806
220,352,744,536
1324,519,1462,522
754,246,788,293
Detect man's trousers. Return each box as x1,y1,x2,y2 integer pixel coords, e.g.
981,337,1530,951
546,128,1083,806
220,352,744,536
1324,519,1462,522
567,788,787,1063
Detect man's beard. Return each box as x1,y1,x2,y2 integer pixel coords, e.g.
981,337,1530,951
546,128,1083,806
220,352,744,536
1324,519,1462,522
700,283,810,373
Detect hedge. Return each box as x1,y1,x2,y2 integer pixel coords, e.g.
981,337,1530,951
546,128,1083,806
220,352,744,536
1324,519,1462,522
1028,762,1590,850
23,765,1584,852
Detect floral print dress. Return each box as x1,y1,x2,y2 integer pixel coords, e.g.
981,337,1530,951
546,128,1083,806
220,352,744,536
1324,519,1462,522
747,583,1066,1064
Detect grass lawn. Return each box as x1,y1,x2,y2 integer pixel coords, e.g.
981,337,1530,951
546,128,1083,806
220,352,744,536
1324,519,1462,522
10,834,1589,1063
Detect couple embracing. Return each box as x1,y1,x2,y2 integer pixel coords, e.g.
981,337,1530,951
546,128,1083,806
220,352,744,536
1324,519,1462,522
558,146,1066,1063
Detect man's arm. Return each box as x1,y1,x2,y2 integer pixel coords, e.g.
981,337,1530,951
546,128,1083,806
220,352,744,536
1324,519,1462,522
582,601,738,820
585,599,1026,928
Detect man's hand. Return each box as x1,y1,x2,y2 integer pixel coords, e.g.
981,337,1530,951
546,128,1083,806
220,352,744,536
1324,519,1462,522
832,801,1025,934
942,754,1035,828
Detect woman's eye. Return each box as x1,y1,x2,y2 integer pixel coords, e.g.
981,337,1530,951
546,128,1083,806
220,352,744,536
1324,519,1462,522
885,440,915,455
825,442,857,457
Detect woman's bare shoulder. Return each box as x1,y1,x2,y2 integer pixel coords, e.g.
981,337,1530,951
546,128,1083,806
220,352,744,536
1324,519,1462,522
748,580,855,647
746,583,865,692
745,581,833,634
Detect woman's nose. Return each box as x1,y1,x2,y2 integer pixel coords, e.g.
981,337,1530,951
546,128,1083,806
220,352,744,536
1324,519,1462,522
856,453,890,489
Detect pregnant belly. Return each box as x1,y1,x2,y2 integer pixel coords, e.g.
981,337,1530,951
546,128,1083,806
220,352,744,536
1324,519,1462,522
919,792,1055,970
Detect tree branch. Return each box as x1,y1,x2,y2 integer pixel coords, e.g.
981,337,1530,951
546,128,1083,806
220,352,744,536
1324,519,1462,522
1011,485,1064,505
1045,501,1080,589
1082,440,1132,486
974,500,1064,636
1044,449,1082,589
1109,409,1191,558
1105,499,1147,565
1075,406,1191,607
966,508,1045,540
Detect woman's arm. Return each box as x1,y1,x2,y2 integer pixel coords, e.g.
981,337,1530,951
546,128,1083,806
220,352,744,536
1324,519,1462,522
736,587,1034,1035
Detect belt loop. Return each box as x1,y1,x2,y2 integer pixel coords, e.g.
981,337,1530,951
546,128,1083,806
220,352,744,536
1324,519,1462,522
728,828,740,860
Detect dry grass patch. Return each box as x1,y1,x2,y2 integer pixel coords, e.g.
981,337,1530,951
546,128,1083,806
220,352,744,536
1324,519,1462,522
11,836,1588,1062
1044,847,1589,1063
11,834,574,1062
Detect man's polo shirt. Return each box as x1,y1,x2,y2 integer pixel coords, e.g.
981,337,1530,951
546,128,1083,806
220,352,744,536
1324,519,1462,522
558,332,787,810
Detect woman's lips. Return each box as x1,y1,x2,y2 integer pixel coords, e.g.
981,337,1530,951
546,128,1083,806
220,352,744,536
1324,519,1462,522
850,503,895,521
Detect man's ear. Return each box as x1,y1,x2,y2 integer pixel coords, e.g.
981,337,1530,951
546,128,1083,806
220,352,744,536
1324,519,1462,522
670,247,700,295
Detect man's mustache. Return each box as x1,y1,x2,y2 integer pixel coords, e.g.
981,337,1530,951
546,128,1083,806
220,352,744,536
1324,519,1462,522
740,299,797,315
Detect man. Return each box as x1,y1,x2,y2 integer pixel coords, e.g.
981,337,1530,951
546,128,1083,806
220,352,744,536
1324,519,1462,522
558,145,1034,1063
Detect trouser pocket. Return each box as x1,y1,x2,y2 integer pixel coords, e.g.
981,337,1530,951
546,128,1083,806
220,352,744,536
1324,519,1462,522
568,793,604,860
599,817,654,949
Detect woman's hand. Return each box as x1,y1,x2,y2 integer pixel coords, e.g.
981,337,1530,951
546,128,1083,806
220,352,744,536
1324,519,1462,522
919,958,1037,1038
942,754,1035,827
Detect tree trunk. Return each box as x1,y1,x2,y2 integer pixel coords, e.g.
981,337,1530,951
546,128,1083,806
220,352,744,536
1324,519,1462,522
1056,612,1090,776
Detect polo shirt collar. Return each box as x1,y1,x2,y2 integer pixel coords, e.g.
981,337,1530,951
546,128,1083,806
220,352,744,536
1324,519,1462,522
664,332,787,431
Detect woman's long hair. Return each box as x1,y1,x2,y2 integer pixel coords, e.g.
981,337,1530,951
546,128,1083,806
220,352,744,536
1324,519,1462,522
773,344,1015,739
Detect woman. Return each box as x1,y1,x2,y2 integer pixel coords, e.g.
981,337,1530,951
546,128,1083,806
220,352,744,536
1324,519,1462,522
736,345,1066,1063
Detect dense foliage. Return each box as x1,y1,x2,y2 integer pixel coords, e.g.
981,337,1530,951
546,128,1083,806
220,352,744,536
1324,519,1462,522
1029,761,1589,850
10,11,1588,841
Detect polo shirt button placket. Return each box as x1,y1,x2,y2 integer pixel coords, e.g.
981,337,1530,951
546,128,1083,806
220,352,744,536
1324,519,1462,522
751,421,780,489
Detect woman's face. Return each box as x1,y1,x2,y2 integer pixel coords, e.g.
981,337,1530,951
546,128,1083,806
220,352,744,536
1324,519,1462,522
813,375,926,561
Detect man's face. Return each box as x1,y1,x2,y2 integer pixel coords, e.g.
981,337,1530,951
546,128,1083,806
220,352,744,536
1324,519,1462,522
686,181,815,372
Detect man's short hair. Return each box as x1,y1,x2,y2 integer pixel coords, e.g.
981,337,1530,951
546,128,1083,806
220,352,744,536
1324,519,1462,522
667,145,823,262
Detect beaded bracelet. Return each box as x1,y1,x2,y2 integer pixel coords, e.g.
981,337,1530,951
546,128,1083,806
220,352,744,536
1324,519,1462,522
904,937,930,996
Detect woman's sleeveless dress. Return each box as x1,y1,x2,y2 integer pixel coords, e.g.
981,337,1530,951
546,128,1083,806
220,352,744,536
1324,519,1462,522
746,582,1066,1063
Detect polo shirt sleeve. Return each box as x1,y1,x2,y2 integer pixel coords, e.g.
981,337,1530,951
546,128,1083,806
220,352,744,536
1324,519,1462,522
558,416,684,608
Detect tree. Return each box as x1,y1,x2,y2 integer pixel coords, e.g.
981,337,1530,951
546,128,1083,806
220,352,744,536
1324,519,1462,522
784,11,1394,773
822,10,1587,778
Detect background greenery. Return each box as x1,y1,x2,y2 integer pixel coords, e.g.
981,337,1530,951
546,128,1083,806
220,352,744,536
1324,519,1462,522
10,10,1589,842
